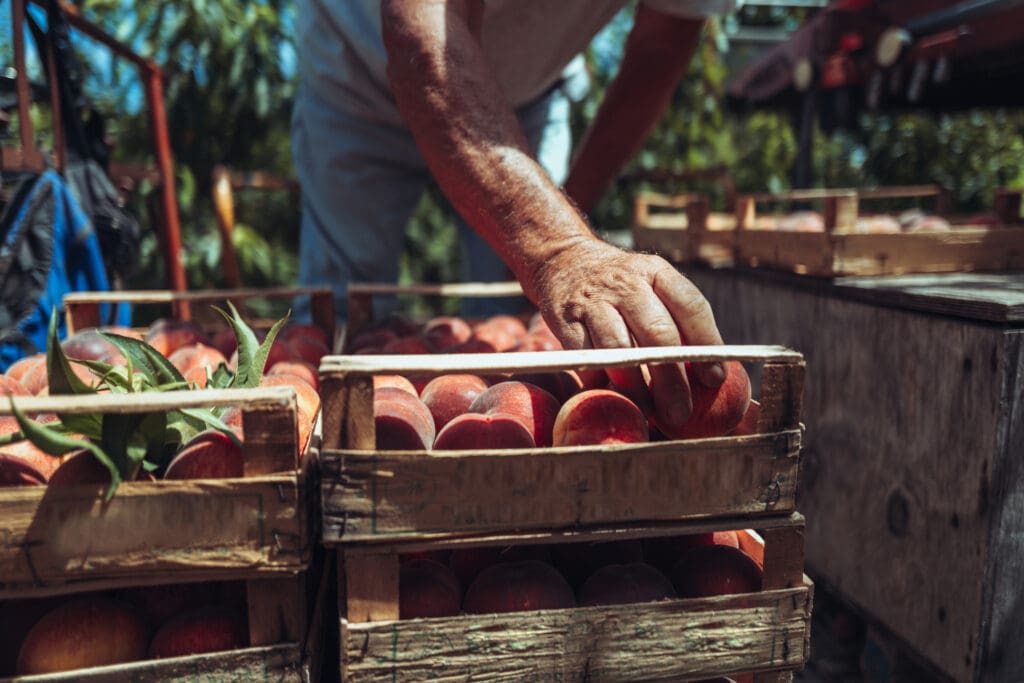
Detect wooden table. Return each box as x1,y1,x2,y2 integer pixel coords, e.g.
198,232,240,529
687,267,1024,683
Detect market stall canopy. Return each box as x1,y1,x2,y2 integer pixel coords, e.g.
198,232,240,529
727,0,1024,112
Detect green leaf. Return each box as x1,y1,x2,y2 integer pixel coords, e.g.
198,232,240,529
207,363,235,390
178,407,243,448
217,302,289,389
99,332,187,387
46,310,96,396
8,398,122,499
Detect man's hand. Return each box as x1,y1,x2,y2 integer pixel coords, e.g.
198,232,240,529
530,236,726,427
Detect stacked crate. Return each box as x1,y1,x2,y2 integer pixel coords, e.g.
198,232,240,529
632,191,737,267
0,287,335,682
319,283,813,683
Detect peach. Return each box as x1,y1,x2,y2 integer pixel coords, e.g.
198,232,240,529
0,453,48,486
474,315,527,347
855,215,901,233
419,374,489,432
213,327,238,359
728,400,761,436
527,312,551,335
449,338,499,354
47,450,112,487
552,389,648,446
0,375,30,396
421,316,473,352
468,381,560,447
0,417,61,481
4,354,44,382
433,412,535,450
373,374,418,396
779,211,824,232
148,606,248,658
260,373,321,423
168,343,228,376
512,333,562,352
381,336,434,355
508,371,580,403
578,562,677,606
16,597,149,674
400,558,463,619
269,360,320,391
61,328,121,362
287,336,330,366
549,539,645,588
220,407,245,441
119,582,222,625
347,329,398,354
375,387,435,450
282,323,330,349
400,549,452,565
654,361,751,439
670,545,763,599
19,359,50,395
145,319,210,357
163,429,244,479
463,560,575,614
449,545,552,588
184,365,211,388
0,597,64,676
644,531,741,575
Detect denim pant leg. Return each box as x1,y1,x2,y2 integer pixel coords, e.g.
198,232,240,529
292,89,430,324
456,87,574,318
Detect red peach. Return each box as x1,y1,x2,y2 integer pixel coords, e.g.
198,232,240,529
433,413,535,450
0,453,48,486
373,375,419,396
4,354,45,382
119,582,222,626
549,539,645,589
16,597,149,674
468,381,560,447
213,327,238,359
463,560,575,614
578,562,677,606
47,450,112,487
728,400,761,436
287,336,330,366
347,329,398,354
282,323,330,349
552,389,648,446
168,343,228,376
19,360,50,395
400,559,463,619
654,361,751,439
268,360,320,391
260,374,321,423
513,333,563,352
374,387,435,450
220,407,245,441
145,319,210,357
420,374,490,432
184,365,211,388
382,336,434,355
148,606,248,658
670,545,763,599
644,531,741,575
475,315,527,345
449,545,553,589
163,430,244,479
421,316,473,352
0,375,30,396
508,371,580,403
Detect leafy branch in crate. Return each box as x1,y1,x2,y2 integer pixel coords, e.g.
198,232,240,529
1,303,288,499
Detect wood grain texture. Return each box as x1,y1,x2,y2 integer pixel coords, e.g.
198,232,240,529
248,574,309,647
344,552,399,623
0,643,305,682
340,583,811,683
320,431,800,544
689,267,1020,682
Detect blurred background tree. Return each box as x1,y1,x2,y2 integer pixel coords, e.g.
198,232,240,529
2,1,1022,313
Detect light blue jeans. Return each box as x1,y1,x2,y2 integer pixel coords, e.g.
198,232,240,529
291,81,574,324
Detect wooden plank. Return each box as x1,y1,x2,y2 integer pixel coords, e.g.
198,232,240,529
343,552,399,623
348,281,524,298
242,395,300,475
248,575,308,647
0,475,306,597
320,345,804,378
63,286,333,306
761,525,806,591
321,431,801,544
1,386,297,415
340,584,811,683
689,267,1006,682
757,362,805,433
0,643,304,682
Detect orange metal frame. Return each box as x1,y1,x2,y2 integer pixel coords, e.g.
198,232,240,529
6,0,187,312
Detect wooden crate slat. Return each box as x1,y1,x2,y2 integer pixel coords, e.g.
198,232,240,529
0,643,305,683
340,584,811,683
248,575,309,647
322,430,800,543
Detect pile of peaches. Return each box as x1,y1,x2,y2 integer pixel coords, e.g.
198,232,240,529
348,312,756,451
1,581,249,676
750,208,958,233
0,315,326,488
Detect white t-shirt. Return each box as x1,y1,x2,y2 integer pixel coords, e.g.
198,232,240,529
296,0,737,127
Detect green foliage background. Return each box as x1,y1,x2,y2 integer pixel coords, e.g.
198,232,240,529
6,2,1024,302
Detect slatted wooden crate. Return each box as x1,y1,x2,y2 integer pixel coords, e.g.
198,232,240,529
337,516,811,683
64,286,336,347
0,388,314,599
632,191,737,267
734,186,1024,277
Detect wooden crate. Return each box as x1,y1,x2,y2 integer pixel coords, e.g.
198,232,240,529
0,387,314,599
0,558,331,682
689,267,1024,682
734,186,1024,276
63,286,336,347
319,344,804,543
337,515,811,683
632,191,737,267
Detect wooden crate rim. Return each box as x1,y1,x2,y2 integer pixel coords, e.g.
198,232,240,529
63,285,332,305
349,281,524,298
0,386,297,415
320,344,802,375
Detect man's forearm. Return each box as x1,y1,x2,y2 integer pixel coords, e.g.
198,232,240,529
382,0,593,300
564,9,705,214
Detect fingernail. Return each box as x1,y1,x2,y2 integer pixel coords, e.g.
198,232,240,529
709,362,727,385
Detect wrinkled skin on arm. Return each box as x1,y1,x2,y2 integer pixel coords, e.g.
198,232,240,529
381,0,725,425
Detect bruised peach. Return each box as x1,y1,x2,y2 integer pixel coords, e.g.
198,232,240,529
374,387,435,450
163,430,243,480
400,559,462,619
420,374,489,432
579,562,676,606
469,381,560,447
552,389,648,446
463,560,575,614
148,606,248,658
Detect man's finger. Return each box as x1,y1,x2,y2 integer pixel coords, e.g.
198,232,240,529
651,263,726,388
584,305,653,416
